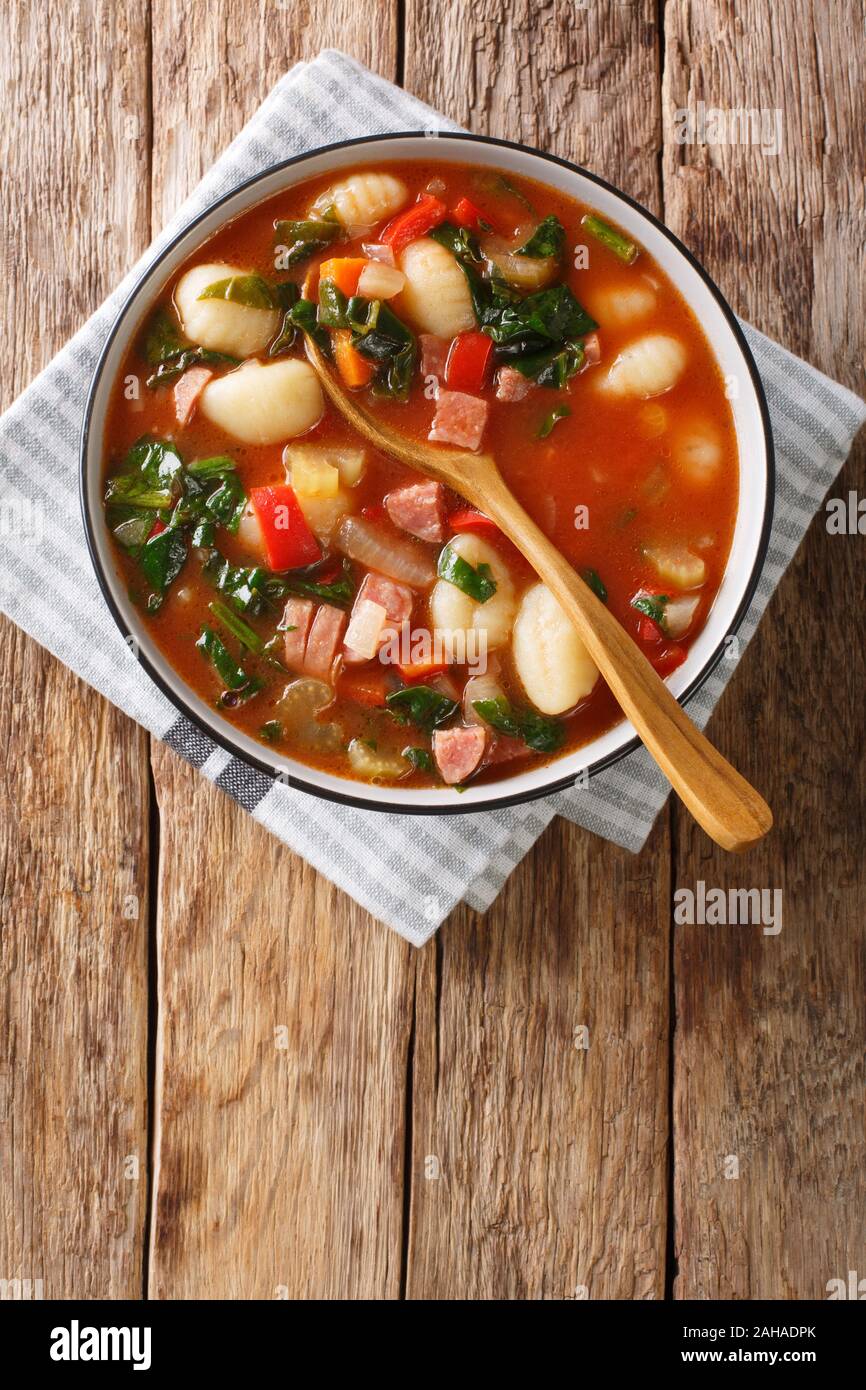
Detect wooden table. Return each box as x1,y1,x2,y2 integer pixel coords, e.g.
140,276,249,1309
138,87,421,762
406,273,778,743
1,0,863,1301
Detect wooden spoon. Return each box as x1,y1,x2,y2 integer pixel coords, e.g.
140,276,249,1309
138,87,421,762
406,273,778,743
304,336,772,851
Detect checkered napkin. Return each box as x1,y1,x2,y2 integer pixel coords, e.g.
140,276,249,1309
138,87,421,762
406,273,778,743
1,51,863,946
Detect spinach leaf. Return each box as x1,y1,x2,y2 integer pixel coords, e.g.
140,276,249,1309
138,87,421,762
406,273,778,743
580,568,608,603
105,436,184,511
386,685,458,732
631,592,669,625
269,281,300,355
290,296,332,354
536,403,571,438
201,551,270,614
105,477,176,509
269,559,356,608
317,280,349,329
472,696,564,752
260,720,283,744
273,215,340,267
145,346,238,389
196,626,251,691
437,543,497,602
514,339,585,388
516,215,566,259
186,455,237,478
107,507,157,550
350,300,417,402
429,221,483,265
403,746,434,773
485,285,597,355
143,308,188,365
208,599,263,653
202,472,246,533
140,527,187,593
197,274,276,309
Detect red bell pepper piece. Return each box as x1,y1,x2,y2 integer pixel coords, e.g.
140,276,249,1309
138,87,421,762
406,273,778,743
147,518,167,540
445,332,495,392
249,484,320,571
339,668,389,707
380,194,447,254
448,508,499,534
637,617,660,643
451,196,493,233
652,643,687,677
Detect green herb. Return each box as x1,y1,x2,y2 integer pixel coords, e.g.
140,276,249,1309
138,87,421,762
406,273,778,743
515,340,585,388
516,215,566,259
386,685,458,732
582,212,639,265
197,274,276,309
260,720,283,743
472,696,564,753
274,559,356,608
437,543,497,603
196,625,251,690
145,346,238,389
403,746,434,773
580,568,608,603
140,527,187,593
191,518,215,548
631,592,669,625
208,599,263,653
273,215,340,267
536,403,571,438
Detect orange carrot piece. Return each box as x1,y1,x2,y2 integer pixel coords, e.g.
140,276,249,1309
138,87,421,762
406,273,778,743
333,329,375,388
318,257,368,296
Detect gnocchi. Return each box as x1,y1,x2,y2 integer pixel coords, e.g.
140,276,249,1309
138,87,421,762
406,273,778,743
199,359,323,445
600,334,687,398
398,237,477,337
586,279,657,327
312,172,408,229
430,534,516,652
174,262,279,358
673,419,723,483
512,583,599,716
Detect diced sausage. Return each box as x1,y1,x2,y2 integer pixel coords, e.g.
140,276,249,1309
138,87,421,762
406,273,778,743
385,480,447,543
282,597,314,670
174,365,213,425
343,571,414,664
419,334,450,378
428,390,489,451
303,604,347,680
432,725,486,785
583,332,601,365
495,365,533,402
483,734,525,766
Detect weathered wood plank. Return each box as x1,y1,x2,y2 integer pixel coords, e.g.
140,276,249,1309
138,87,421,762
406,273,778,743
405,0,671,1300
146,0,412,1300
0,0,152,1299
664,0,866,1299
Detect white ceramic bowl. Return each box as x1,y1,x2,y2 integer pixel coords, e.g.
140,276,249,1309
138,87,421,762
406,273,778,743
81,133,774,815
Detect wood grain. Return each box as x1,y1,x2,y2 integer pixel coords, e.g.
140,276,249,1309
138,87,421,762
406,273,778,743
0,0,152,1299
145,0,414,1300
663,0,866,1299
404,0,672,1300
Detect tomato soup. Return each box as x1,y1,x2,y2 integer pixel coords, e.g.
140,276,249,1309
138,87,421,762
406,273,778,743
102,161,738,790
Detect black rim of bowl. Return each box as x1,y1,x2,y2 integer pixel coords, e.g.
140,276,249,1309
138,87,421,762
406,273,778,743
80,131,776,817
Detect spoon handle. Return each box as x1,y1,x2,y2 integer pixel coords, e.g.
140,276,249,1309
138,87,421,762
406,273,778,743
471,469,772,851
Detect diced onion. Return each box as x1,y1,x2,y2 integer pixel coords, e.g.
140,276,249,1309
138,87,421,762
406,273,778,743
357,261,406,299
337,516,437,588
348,738,409,781
344,598,388,660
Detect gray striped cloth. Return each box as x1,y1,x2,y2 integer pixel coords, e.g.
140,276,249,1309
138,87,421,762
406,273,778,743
1,52,863,946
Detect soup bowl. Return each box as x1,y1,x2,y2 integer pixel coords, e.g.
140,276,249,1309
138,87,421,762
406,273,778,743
81,132,774,814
